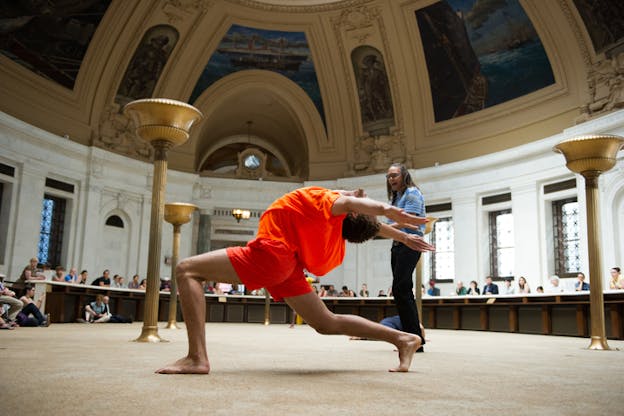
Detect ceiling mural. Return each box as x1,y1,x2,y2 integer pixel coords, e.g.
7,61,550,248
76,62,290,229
572,0,624,55
189,24,325,122
351,45,395,136
115,25,179,108
0,0,112,89
417,0,555,122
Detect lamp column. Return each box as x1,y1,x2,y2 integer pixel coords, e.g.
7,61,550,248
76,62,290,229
124,98,202,342
164,203,198,329
415,217,437,321
554,134,623,350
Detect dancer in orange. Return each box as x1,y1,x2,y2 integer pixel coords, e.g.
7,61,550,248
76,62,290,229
157,187,434,374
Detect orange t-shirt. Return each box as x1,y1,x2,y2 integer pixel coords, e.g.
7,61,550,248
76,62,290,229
256,187,346,276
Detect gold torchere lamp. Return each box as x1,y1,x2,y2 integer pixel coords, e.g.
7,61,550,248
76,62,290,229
164,202,198,329
554,134,623,350
416,217,437,321
124,98,202,342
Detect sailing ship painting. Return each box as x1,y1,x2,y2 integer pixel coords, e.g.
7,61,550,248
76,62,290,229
417,0,555,122
190,24,324,122
217,32,309,71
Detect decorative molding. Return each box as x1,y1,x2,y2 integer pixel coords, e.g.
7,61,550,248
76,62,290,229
162,0,214,24
557,0,592,67
351,132,406,174
193,182,213,199
576,53,624,123
95,103,153,162
332,4,404,166
225,0,372,13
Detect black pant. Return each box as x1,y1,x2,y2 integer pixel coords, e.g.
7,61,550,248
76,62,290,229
19,303,46,326
391,242,424,344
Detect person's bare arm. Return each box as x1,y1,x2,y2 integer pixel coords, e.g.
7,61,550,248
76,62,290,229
377,222,435,252
331,195,427,227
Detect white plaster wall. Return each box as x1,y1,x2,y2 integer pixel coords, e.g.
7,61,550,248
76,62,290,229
0,109,623,296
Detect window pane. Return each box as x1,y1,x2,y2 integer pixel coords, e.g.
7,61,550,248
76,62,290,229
38,198,54,264
496,213,514,247
430,218,454,280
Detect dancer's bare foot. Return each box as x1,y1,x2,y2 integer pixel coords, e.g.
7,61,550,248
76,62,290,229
156,356,210,374
389,334,421,372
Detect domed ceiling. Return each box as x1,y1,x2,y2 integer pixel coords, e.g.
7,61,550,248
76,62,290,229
0,0,623,180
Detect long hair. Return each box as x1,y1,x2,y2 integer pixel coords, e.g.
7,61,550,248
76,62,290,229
386,163,416,203
342,213,380,243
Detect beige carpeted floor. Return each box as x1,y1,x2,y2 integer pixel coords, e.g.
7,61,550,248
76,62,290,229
1,322,623,416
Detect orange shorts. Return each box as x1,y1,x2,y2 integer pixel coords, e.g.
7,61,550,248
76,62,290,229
226,238,312,302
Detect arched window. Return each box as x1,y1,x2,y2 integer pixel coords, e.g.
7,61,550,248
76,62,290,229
105,215,124,228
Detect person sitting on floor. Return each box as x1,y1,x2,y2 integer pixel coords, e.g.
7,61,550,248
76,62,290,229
85,294,111,323
17,285,49,327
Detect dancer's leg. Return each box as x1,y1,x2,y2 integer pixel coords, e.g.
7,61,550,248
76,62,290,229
156,249,242,374
285,292,421,372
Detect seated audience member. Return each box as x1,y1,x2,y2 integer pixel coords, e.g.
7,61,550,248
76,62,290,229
14,257,46,289
338,285,355,297
17,285,49,327
91,270,111,287
536,286,544,293
112,275,125,288
65,267,79,283
85,294,111,323
228,284,242,295
609,267,622,290
215,282,232,295
359,283,369,297
377,289,386,297
317,286,327,297
139,279,147,290
128,274,141,289
52,266,65,282
160,278,171,292
467,280,480,295
517,276,531,294
455,281,467,296
325,285,339,297
250,287,264,296
502,278,515,295
0,281,23,324
482,276,499,295
575,272,590,291
203,281,216,294
426,279,440,296
76,270,88,285
547,275,564,293
103,296,132,323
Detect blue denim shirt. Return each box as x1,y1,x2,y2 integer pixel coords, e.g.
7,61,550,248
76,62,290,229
390,187,425,236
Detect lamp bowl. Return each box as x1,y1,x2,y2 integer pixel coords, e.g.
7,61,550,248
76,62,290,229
424,216,437,235
164,203,198,225
554,134,624,175
123,98,203,147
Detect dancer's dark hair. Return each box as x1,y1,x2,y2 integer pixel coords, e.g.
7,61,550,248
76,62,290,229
342,213,380,243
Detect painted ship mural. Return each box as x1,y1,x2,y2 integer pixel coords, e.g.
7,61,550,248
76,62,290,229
217,34,308,71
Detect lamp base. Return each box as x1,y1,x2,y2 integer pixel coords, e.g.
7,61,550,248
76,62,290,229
164,321,181,329
587,336,611,350
134,326,169,343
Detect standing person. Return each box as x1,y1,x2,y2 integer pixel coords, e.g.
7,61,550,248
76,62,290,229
157,186,434,375
386,163,426,351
